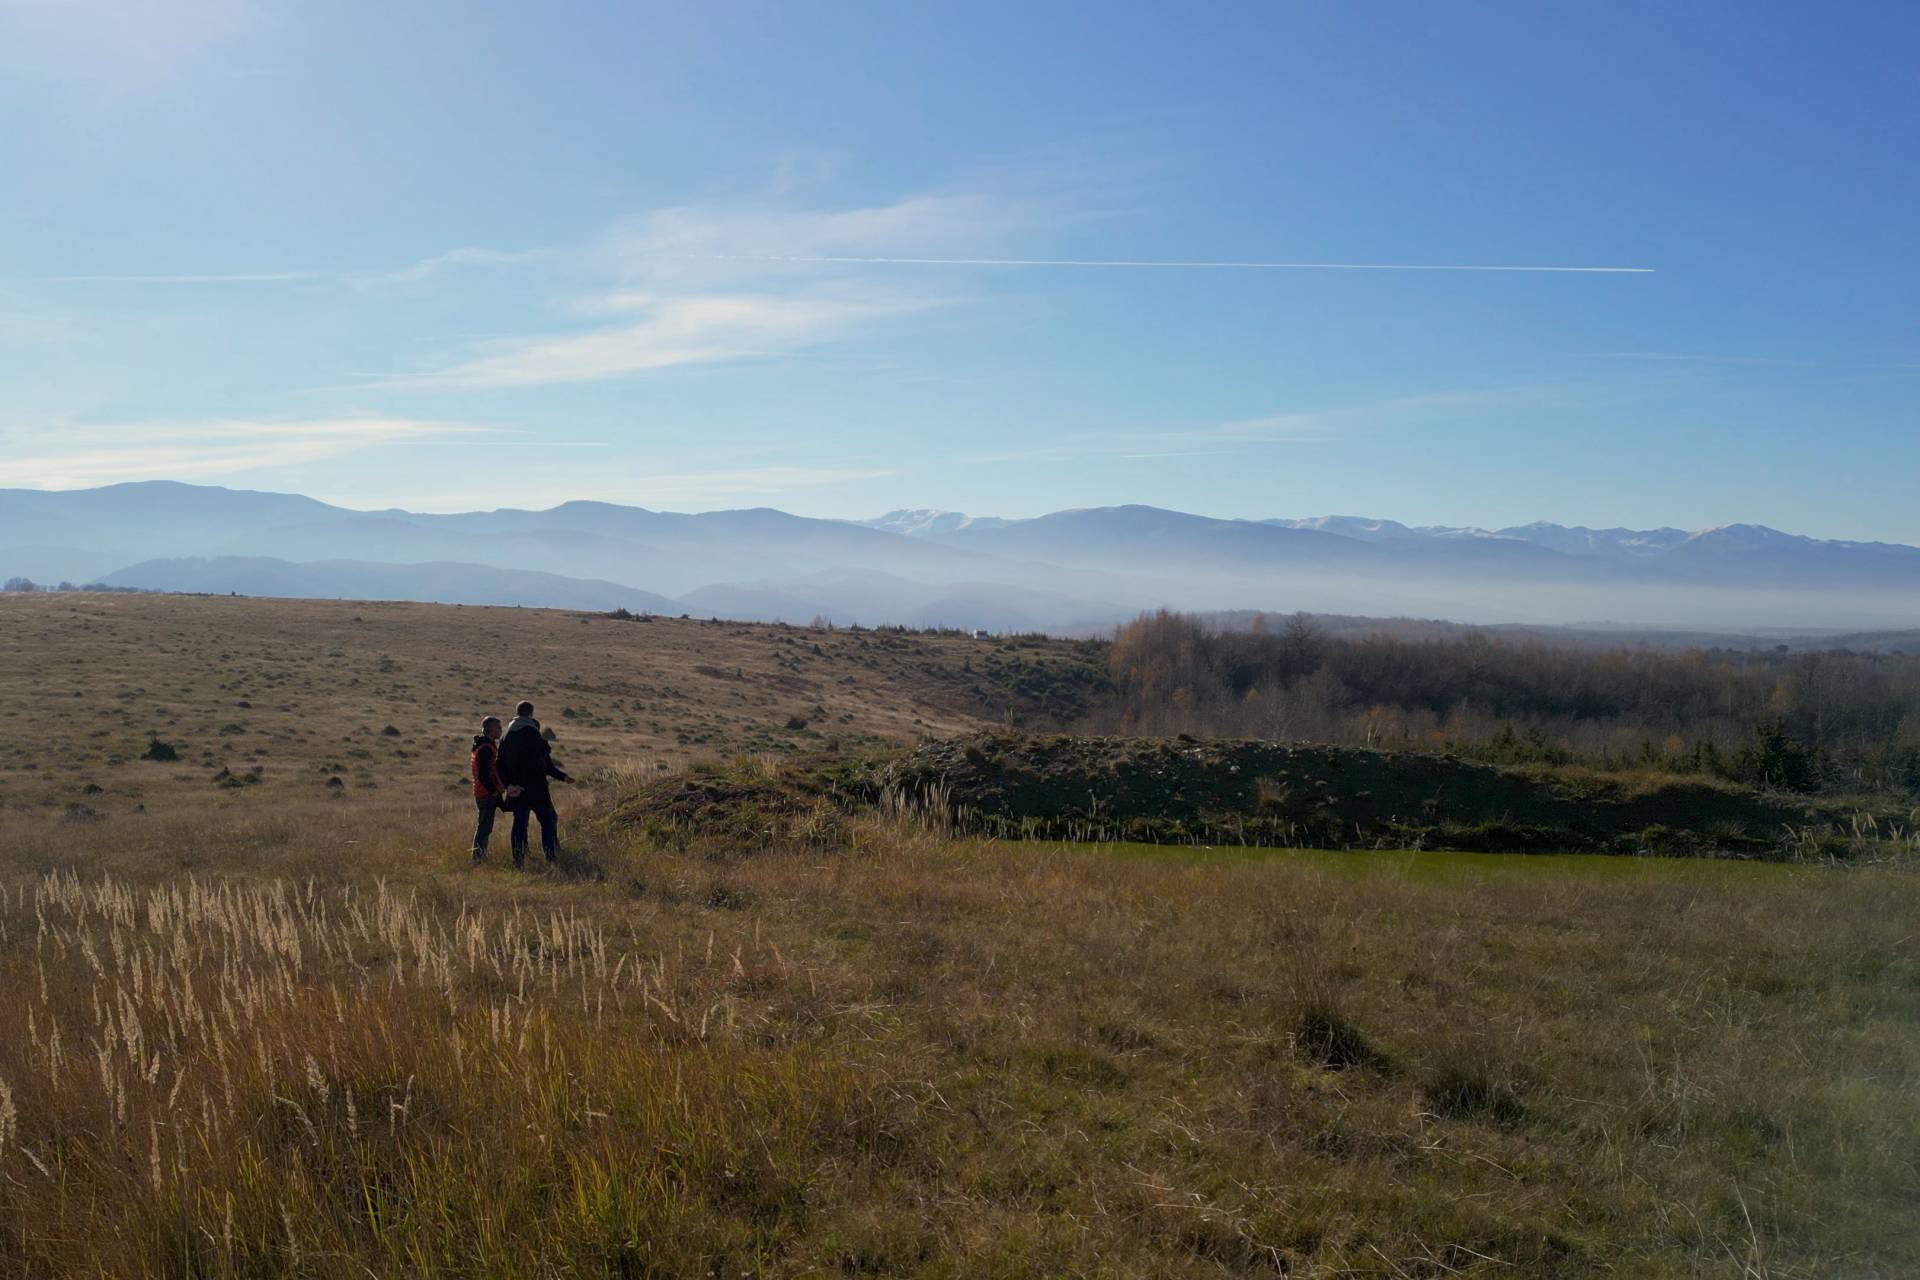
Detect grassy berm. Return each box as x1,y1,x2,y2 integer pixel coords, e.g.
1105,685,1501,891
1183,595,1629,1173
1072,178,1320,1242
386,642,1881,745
0,594,1914,1276
878,732,1879,857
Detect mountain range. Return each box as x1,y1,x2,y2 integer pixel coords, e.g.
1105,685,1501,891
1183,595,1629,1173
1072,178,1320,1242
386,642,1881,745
876,506,1920,582
4,482,1919,633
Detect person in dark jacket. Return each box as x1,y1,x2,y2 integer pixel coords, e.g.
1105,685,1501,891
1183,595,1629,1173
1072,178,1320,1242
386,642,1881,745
469,716,507,863
497,700,572,867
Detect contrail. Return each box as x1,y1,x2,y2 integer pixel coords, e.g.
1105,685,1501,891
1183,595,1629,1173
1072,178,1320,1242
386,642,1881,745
41,271,325,284
31,259,1656,284
746,255,1654,273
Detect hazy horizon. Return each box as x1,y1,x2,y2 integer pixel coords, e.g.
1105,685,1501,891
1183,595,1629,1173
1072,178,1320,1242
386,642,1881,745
10,479,1920,634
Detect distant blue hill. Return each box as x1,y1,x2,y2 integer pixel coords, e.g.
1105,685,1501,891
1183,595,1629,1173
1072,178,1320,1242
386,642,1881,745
99,556,679,614
5,481,1920,629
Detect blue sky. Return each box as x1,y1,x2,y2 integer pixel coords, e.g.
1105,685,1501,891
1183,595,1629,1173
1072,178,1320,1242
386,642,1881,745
3,0,1916,540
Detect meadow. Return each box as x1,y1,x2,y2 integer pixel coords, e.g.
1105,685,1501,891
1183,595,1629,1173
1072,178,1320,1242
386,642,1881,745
0,592,1104,821
0,594,1914,1277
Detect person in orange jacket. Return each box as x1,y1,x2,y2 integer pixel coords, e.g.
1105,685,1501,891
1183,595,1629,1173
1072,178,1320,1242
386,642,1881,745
469,715,511,863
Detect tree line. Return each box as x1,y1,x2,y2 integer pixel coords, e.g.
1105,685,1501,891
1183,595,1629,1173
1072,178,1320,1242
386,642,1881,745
3,578,151,594
1094,611,1920,794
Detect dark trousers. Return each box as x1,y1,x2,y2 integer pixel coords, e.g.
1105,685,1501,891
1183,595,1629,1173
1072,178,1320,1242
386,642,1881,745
471,796,500,860
510,797,559,864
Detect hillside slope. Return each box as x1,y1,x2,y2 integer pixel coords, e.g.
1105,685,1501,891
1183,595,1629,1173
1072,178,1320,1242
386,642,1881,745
0,592,1107,819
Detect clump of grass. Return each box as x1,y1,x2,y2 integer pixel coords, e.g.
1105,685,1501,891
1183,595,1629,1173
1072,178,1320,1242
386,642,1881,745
1422,1053,1529,1126
1294,1005,1393,1072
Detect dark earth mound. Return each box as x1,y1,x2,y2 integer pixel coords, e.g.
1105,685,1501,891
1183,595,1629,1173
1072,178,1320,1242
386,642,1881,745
602,762,847,852
878,732,1830,857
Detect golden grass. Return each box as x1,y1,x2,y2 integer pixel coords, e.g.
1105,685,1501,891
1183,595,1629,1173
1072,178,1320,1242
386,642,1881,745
0,780,1914,1277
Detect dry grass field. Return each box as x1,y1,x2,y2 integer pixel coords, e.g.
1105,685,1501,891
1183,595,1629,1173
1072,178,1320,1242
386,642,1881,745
0,593,1915,1277
0,592,1102,820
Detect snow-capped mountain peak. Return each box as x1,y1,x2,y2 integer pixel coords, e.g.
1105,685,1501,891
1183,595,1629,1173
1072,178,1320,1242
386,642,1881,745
1262,515,1421,541
861,510,1011,537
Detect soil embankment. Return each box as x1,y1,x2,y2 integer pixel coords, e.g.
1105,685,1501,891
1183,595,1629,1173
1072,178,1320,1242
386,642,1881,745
879,732,1830,856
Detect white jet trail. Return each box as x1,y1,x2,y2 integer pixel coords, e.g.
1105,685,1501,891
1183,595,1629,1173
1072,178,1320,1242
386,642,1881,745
42,271,325,283
745,255,1654,273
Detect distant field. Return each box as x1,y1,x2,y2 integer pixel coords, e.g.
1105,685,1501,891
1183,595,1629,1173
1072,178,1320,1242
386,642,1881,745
0,591,1104,819
0,593,1913,1277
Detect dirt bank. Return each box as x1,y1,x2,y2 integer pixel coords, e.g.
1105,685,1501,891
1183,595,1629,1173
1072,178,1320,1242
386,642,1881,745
879,732,1831,856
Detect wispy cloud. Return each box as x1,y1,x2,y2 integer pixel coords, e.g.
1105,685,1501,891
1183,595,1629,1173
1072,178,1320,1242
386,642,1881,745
19,179,1649,402
364,246,553,288
2,417,481,488
384,289,938,389
368,191,1646,388
589,194,1054,283
367,193,1027,388
16,175,1653,400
